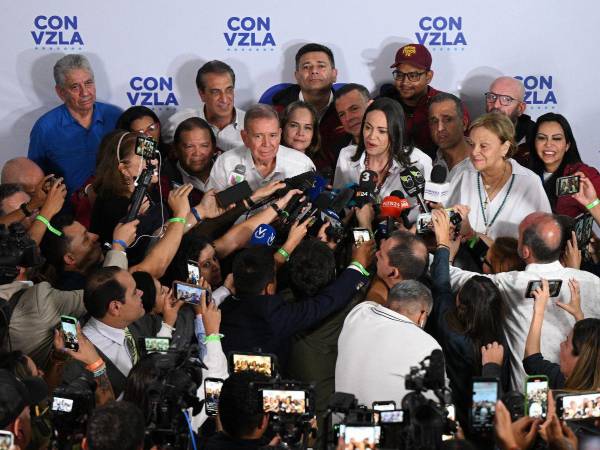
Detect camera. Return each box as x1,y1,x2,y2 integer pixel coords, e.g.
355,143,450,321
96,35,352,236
0,222,44,284
416,209,462,234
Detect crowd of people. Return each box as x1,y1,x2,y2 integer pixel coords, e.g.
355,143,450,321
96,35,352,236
0,41,599,450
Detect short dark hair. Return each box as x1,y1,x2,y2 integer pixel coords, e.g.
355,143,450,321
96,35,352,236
522,220,562,263
116,106,160,132
219,371,269,439
232,247,275,298
173,116,217,149
295,43,335,70
334,83,370,102
86,401,145,450
428,92,464,118
195,60,235,91
84,266,126,319
288,239,336,298
0,183,25,216
387,230,427,280
38,213,75,274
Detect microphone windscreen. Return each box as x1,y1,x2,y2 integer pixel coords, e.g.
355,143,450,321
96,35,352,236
380,196,411,218
430,165,447,184
249,224,276,247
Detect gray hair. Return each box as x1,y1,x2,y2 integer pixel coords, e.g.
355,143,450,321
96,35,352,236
244,103,280,129
53,54,94,87
387,280,433,316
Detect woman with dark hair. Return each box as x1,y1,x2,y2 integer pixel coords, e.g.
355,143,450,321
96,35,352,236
431,209,510,436
482,237,525,274
333,97,432,199
529,112,600,217
280,101,321,157
116,106,171,159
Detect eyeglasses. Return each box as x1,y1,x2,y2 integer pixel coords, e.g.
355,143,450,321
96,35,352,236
393,70,427,82
484,92,520,106
135,122,159,135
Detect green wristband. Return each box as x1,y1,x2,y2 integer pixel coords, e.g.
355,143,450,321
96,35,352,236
168,217,187,225
586,199,600,210
277,248,290,261
203,333,224,343
350,261,370,277
35,214,63,237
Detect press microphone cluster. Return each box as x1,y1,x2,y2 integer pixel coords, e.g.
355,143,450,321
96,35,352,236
354,170,377,207
424,165,449,204
399,166,429,213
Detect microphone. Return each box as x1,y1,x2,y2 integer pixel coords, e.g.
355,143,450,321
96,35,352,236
228,164,246,185
354,170,377,208
399,166,429,213
249,224,276,247
390,190,413,229
379,195,411,238
248,171,317,211
424,165,449,204
329,188,355,215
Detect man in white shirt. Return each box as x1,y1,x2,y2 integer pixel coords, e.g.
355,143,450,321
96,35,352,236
207,104,315,192
428,93,471,182
447,212,600,390
336,280,441,407
164,60,245,152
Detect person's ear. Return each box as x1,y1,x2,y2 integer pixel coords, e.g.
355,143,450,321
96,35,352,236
241,129,251,148
63,252,77,267
258,413,270,432
517,101,526,116
425,70,434,84
107,299,121,316
55,85,66,102
388,267,400,281
265,281,276,296
331,67,338,83
198,88,207,103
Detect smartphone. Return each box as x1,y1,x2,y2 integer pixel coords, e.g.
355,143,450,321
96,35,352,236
556,175,580,196
343,425,381,449
139,337,171,355
525,375,549,419
0,430,14,448
525,279,562,298
51,396,74,413
262,389,307,414
352,228,372,245
471,377,499,432
216,181,252,207
172,281,208,305
60,315,79,351
135,135,158,159
204,378,224,416
187,260,200,285
574,213,594,261
229,352,275,377
416,212,433,234
556,391,600,421
380,409,404,424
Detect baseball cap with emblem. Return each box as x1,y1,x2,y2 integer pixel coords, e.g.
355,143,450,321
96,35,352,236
390,44,432,70
0,369,48,428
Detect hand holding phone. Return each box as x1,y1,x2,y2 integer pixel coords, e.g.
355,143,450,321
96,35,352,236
204,378,224,416
525,375,549,419
556,175,580,197
471,377,499,432
525,279,562,298
60,315,79,351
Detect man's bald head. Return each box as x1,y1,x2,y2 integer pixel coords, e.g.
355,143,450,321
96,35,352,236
1,158,44,193
518,212,563,263
486,76,526,122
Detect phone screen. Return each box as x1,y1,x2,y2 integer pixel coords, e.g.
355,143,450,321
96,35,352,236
232,353,273,376
343,426,380,448
187,260,200,285
173,281,205,305
352,228,371,244
526,279,562,298
263,389,306,414
60,316,78,350
471,380,498,430
526,378,548,418
380,410,403,423
204,379,223,416
556,175,580,196
52,397,74,413
143,337,170,354
560,392,600,420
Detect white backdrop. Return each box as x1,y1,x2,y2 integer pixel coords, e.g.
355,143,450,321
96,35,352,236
2,0,599,169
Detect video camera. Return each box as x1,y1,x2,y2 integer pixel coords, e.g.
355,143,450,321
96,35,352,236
123,136,160,224
0,222,43,284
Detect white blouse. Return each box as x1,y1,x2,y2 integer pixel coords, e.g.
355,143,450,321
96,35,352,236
445,159,552,239
333,144,433,201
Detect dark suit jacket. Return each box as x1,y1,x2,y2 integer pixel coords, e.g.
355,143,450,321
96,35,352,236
219,268,368,368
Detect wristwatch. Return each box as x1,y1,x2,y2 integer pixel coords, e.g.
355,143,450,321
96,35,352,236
20,202,33,217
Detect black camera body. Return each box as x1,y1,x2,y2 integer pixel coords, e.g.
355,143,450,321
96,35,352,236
0,222,43,284
51,373,96,446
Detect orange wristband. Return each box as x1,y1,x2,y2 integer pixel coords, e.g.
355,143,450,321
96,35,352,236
85,358,104,372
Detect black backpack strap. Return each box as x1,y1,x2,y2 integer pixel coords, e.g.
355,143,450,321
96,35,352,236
0,287,28,350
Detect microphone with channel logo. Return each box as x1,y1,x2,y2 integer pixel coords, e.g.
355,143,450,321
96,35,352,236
228,164,246,186
354,170,377,208
249,224,276,247
399,166,429,213
379,193,411,237
424,165,450,204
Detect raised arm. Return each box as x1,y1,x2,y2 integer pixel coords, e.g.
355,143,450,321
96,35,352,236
524,279,550,358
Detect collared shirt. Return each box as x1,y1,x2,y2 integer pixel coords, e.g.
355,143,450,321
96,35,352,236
335,301,442,406
432,149,470,183
445,159,552,239
333,144,433,201
299,90,333,122
176,161,209,192
448,261,600,390
28,102,122,192
206,144,316,192
164,105,245,151
82,318,133,377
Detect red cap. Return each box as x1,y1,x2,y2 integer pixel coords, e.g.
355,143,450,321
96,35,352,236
380,196,411,218
390,44,432,70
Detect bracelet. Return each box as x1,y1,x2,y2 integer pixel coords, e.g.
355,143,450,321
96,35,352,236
350,260,370,277
586,198,600,210
35,215,63,237
277,247,290,261
203,333,224,343
168,217,187,225
191,207,202,223
92,366,107,378
85,358,105,372
112,239,128,250
437,244,450,250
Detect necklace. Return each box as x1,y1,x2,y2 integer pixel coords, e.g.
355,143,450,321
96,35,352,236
477,172,515,233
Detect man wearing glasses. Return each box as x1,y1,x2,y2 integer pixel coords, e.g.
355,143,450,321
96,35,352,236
484,76,535,165
381,43,470,159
